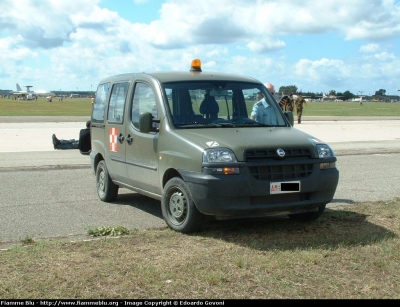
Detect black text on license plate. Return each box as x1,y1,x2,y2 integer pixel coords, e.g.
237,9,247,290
270,181,300,194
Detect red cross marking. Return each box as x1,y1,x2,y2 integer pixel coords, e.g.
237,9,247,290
109,127,118,152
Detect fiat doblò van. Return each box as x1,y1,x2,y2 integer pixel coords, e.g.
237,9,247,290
90,59,339,233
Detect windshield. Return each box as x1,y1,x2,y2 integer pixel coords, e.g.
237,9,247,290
162,81,288,128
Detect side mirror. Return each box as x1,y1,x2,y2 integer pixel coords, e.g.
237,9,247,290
139,112,160,133
284,111,294,126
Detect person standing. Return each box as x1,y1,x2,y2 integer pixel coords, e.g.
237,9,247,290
264,82,280,102
278,95,288,110
250,92,278,125
295,93,308,124
286,93,295,112
284,92,295,126
264,82,275,95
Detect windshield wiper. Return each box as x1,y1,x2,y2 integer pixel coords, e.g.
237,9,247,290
175,121,273,128
175,122,235,128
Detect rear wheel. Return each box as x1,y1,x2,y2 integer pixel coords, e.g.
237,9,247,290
288,204,326,221
96,160,119,202
161,177,204,233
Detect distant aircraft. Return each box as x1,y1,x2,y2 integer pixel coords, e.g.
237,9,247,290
11,83,55,100
314,93,344,101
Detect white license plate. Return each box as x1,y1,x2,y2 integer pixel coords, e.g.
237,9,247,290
270,181,300,194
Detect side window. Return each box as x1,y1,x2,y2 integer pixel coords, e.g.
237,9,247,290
107,82,129,123
131,83,157,130
92,83,110,122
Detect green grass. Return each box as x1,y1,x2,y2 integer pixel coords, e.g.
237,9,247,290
1,198,399,299
0,96,92,116
1,96,399,116
0,95,399,299
302,101,400,116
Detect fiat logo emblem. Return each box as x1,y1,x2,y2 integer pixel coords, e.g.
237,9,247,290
276,148,285,158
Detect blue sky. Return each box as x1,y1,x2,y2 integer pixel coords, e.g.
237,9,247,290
0,0,399,96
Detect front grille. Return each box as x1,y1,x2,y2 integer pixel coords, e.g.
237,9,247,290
249,163,313,180
245,147,314,181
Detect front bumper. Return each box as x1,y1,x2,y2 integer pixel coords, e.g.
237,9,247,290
179,166,339,218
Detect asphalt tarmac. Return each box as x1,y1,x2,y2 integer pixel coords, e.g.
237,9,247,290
0,116,399,162
0,116,399,248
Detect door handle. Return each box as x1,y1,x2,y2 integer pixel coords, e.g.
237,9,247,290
117,133,125,143
126,134,133,145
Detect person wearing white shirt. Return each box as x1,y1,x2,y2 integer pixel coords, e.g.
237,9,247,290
250,92,278,125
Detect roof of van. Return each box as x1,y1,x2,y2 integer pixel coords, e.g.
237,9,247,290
98,71,261,84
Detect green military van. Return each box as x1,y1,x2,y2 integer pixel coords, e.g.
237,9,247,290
90,59,339,233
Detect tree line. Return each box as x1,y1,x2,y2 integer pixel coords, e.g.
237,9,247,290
278,85,388,100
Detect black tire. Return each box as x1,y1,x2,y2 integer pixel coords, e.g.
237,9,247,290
96,160,119,202
161,177,204,233
288,204,326,221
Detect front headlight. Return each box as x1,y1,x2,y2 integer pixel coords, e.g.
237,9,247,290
316,144,335,158
316,144,336,170
202,148,239,175
203,148,237,163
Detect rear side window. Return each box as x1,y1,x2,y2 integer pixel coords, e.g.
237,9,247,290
107,82,129,123
92,83,110,122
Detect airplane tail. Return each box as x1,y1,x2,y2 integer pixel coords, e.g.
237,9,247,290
16,83,22,91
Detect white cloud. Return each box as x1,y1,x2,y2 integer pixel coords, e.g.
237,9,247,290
360,43,381,53
246,38,286,53
0,0,399,94
294,58,351,87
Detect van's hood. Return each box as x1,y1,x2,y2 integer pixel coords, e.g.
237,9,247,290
174,127,325,160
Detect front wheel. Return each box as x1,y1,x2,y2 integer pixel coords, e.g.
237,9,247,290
161,177,204,233
96,160,119,202
288,204,326,221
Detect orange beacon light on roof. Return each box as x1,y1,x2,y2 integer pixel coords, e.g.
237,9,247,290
190,59,202,72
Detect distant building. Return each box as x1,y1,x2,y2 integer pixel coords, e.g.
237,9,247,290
371,95,400,102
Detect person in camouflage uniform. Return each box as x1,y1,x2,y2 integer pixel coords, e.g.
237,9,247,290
279,95,288,110
285,93,295,112
295,93,308,124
